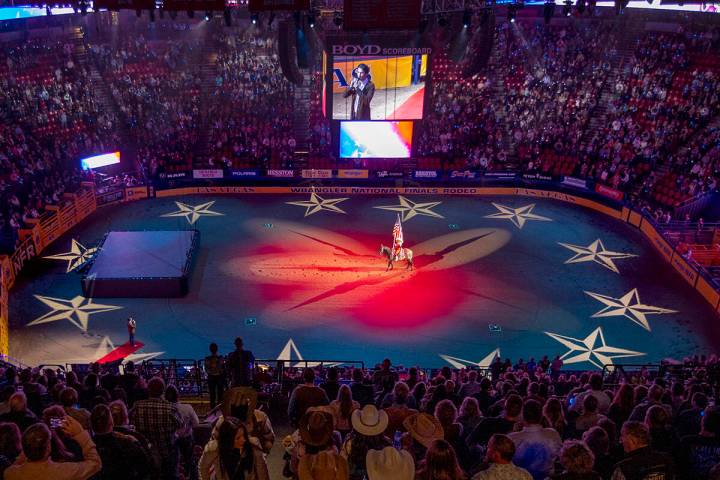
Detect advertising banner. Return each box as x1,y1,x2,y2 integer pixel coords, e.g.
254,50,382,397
96,189,124,206
230,169,261,178
193,169,224,179
375,170,404,178
0,256,8,355
267,169,295,178
561,176,588,189
159,171,190,180
670,253,699,287
301,169,333,179
484,172,518,179
696,275,720,309
337,169,369,179
595,183,624,202
628,211,643,227
450,170,478,179
125,186,149,201
9,237,37,280
523,173,553,181
413,170,440,179
641,220,675,263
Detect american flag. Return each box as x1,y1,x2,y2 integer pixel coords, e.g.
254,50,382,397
393,214,403,246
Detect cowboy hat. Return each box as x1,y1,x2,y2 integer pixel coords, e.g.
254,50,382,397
351,405,388,437
307,406,337,429
366,446,415,480
403,413,443,448
298,451,349,480
300,410,334,447
221,387,257,422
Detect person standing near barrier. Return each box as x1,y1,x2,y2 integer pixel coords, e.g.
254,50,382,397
205,343,226,408
226,337,255,388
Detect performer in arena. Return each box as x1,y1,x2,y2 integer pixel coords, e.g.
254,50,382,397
392,214,404,261
343,63,375,120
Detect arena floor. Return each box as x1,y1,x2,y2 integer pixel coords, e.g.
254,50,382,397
8,193,720,369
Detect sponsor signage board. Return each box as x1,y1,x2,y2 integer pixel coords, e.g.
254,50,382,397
267,169,295,178
561,176,588,189
413,170,439,179
450,170,478,179
193,169,224,179
595,183,624,201
301,169,333,179
376,170,404,178
337,169,369,179
230,169,261,178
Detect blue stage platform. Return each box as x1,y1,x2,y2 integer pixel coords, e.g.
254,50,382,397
81,230,198,297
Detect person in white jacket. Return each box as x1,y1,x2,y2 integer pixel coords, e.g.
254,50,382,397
199,416,269,480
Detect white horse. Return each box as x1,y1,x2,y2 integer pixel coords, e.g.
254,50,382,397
380,244,414,271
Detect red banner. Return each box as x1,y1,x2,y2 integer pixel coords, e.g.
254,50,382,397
248,0,309,11
595,183,624,202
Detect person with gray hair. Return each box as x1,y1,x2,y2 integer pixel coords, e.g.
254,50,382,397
471,434,532,480
4,416,100,480
611,421,674,480
553,440,601,479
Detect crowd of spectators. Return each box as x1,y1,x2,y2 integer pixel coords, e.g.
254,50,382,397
88,35,202,178
0,37,118,254
502,22,617,180
3,338,720,480
205,31,296,171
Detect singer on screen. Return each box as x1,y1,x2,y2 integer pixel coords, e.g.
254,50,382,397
343,63,375,120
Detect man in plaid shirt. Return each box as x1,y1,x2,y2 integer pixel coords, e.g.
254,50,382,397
130,377,183,480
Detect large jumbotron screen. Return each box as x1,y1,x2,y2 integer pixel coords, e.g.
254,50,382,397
339,121,414,158
332,54,428,120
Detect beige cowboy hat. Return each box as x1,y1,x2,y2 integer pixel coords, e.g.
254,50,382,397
298,451,349,480
403,413,443,448
351,405,389,437
221,387,257,422
366,446,415,480
299,410,334,447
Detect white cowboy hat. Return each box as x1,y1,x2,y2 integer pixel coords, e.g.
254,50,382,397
351,405,389,436
366,446,415,480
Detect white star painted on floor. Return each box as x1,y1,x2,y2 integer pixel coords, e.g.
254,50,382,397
161,201,224,225
585,288,677,332
545,327,645,369
44,239,98,273
28,295,123,332
440,348,501,369
374,195,444,221
484,203,552,229
558,239,637,274
286,192,349,217
276,338,340,368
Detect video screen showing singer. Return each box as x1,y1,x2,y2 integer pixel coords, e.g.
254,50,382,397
343,63,375,120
